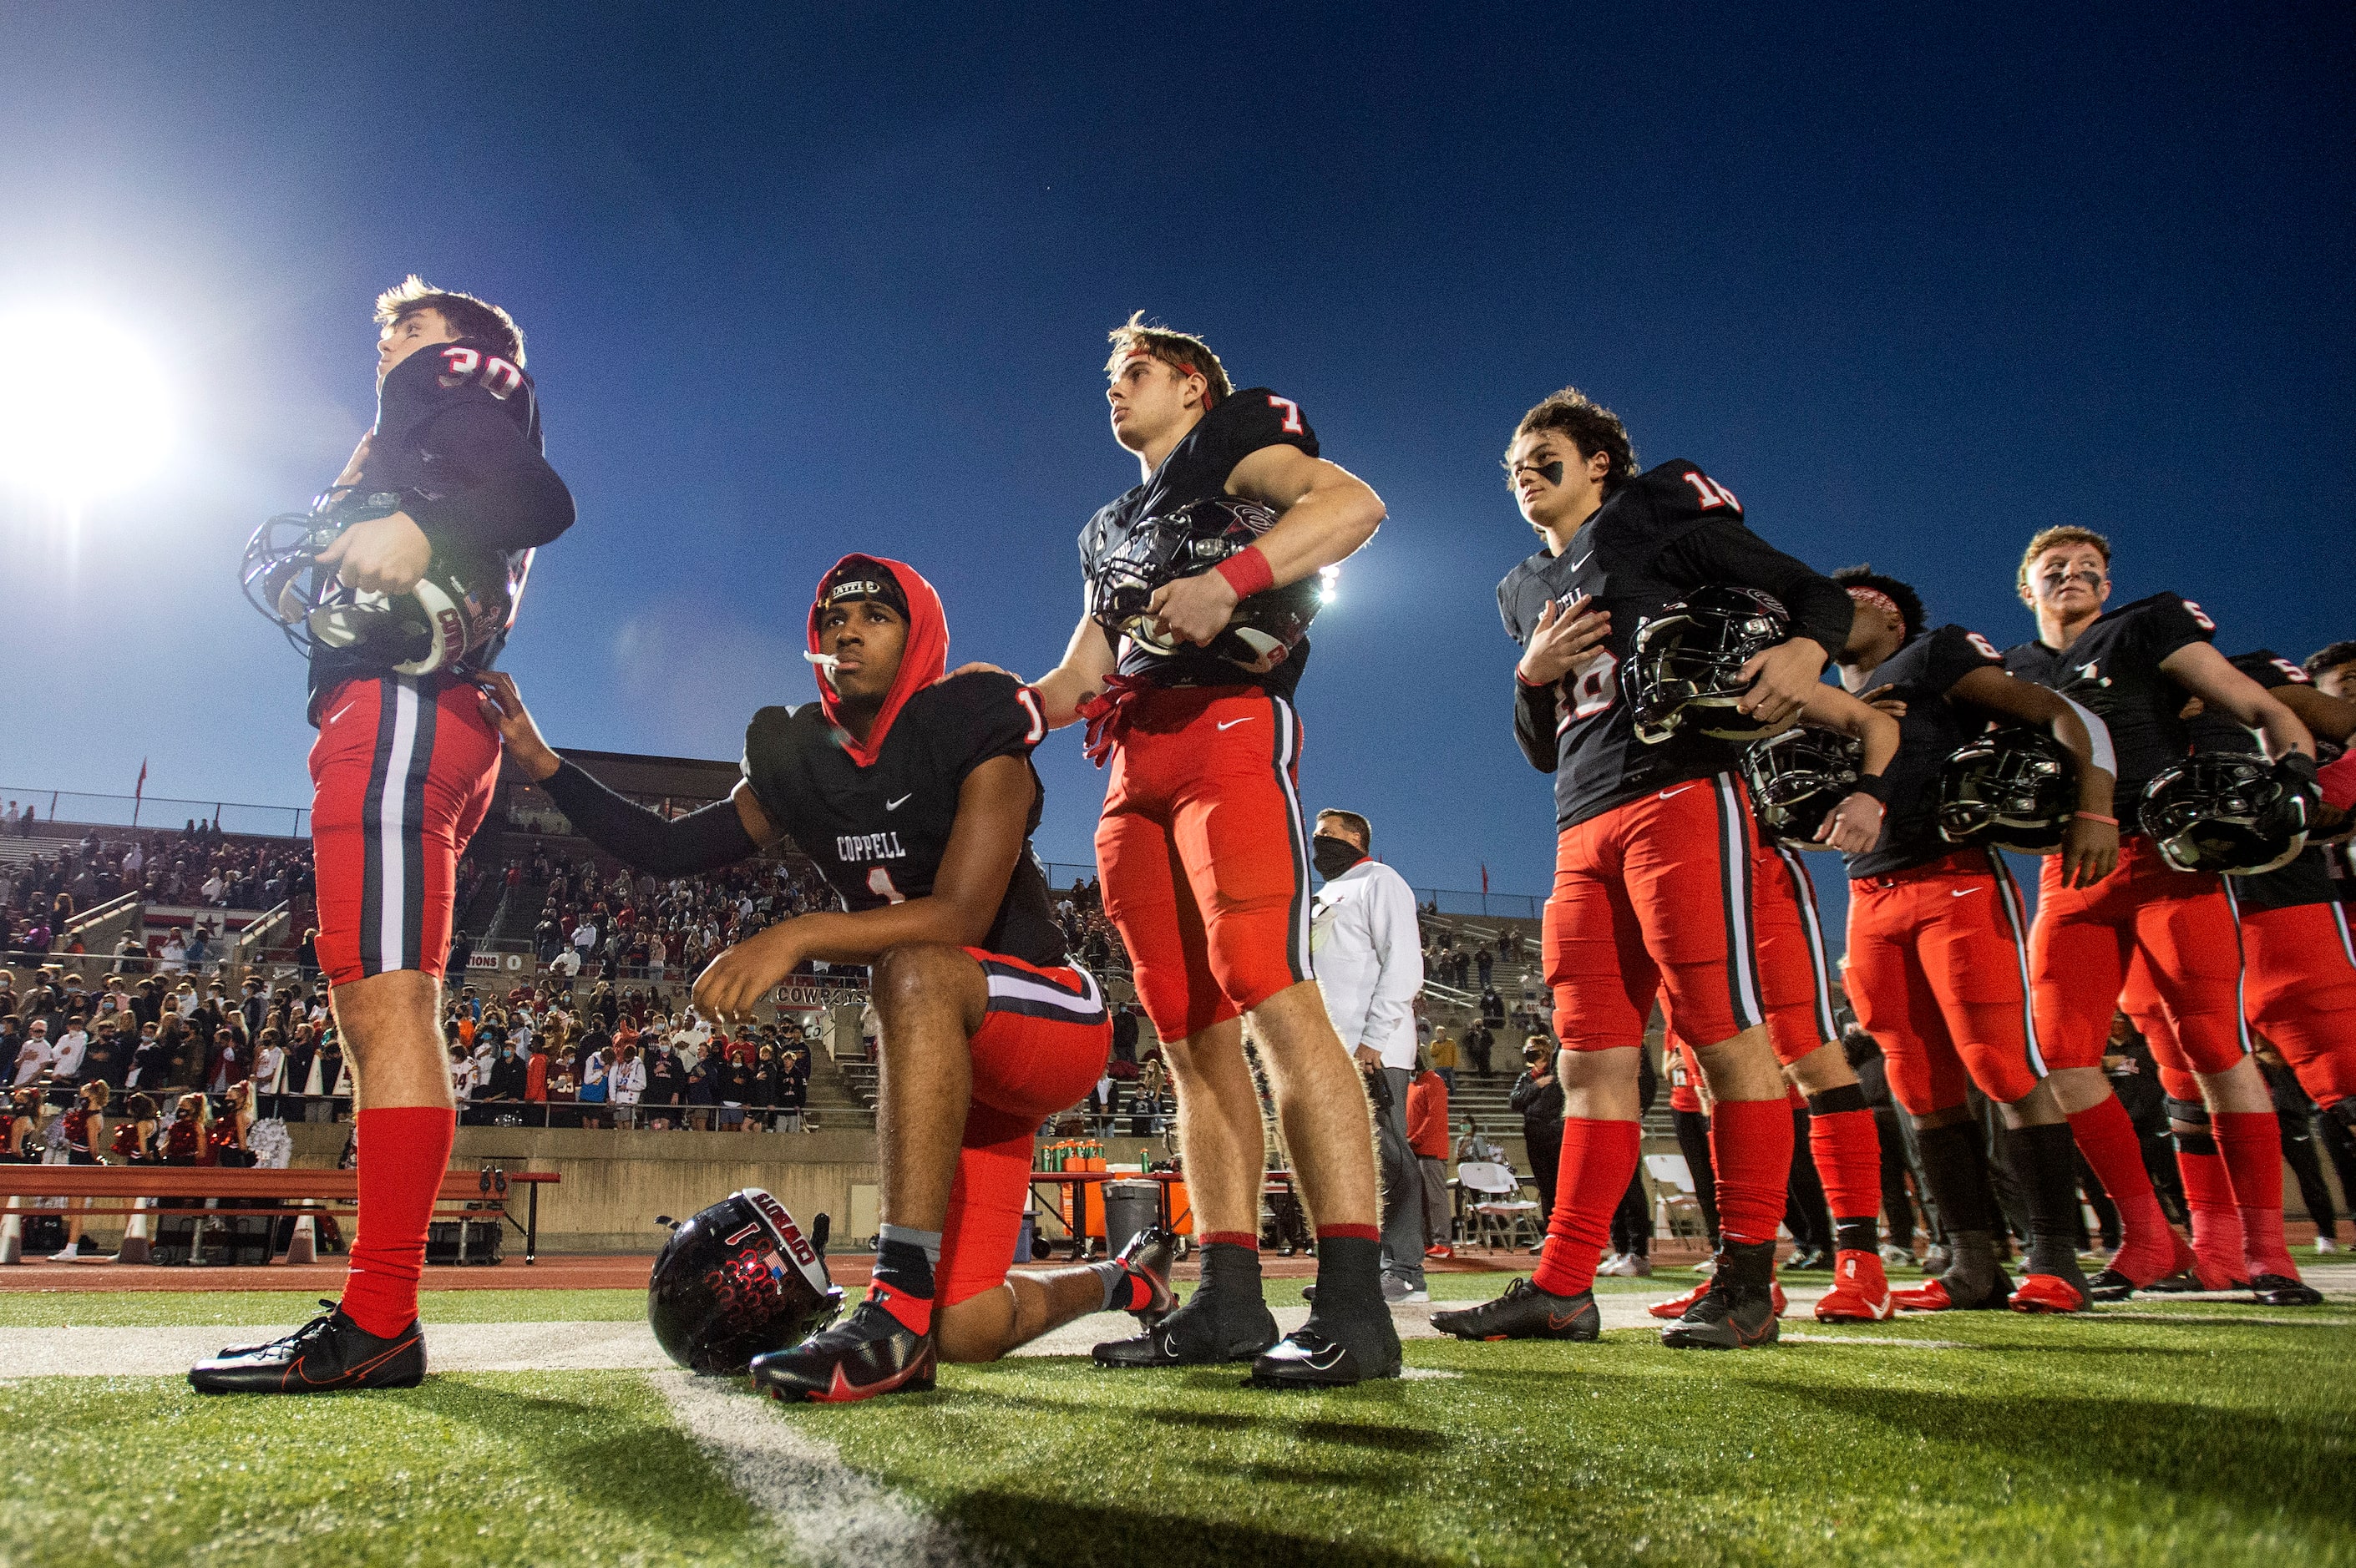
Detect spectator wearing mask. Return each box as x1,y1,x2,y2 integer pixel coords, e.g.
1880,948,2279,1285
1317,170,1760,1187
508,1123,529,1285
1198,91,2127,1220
644,1042,685,1130
608,1044,646,1127
1406,1058,1452,1259
15,1021,54,1088
1307,808,1427,1303
1512,1040,1566,1229
1466,1021,1493,1080
50,1017,89,1087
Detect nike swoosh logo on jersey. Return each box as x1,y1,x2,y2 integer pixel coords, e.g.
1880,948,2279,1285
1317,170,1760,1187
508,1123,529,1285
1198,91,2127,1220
1658,786,1695,800
885,794,912,811
1216,717,1254,731
1951,888,1983,898
1568,554,1594,571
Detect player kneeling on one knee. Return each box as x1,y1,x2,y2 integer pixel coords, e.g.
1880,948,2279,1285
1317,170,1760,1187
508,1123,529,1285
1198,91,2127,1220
477,555,1172,1403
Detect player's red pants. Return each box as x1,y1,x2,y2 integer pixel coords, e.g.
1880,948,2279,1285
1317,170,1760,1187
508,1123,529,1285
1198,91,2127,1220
1096,685,1313,1041
1542,774,1766,1054
1753,842,1840,1067
2030,837,2244,1074
310,675,499,985
2229,898,2356,1110
935,951,1112,1307
1847,848,2045,1115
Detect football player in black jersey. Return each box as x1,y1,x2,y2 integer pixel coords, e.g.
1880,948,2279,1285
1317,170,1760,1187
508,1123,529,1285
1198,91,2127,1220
1829,568,2121,1313
1017,316,1398,1388
2120,650,2354,1299
1432,387,1855,1350
474,557,1166,1401
193,278,574,1396
2005,525,2318,1300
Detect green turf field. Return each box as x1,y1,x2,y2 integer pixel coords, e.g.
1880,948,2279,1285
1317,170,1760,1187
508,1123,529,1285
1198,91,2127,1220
5,1265,2351,1567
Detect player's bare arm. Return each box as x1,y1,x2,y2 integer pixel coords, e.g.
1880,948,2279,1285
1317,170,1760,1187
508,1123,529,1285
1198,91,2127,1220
2161,643,2316,761
2271,682,2356,746
1791,683,1899,854
692,756,1035,1024
1144,446,1384,650
1947,666,2120,887
1026,610,1121,729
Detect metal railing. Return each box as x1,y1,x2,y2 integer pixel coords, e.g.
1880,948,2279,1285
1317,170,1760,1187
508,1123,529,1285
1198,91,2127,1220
0,787,308,840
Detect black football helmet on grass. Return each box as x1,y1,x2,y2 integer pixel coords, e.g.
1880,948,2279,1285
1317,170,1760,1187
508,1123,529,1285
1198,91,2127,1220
1624,586,1799,746
241,488,525,676
1742,727,1865,845
1090,495,1321,669
648,1188,842,1376
2141,752,2313,876
1937,728,2074,853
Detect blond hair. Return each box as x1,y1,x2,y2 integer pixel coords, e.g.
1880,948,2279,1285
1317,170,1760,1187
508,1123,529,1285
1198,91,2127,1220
2018,525,2111,594
1104,312,1232,406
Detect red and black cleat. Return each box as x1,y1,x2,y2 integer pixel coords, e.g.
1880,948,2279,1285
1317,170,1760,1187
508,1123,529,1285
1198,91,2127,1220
1111,1225,1178,1326
189,1301,426,1394
749,1292,937,1404
2008,1273,2089,1313
1430,1277,1600,1342
1814,1251,1896,1323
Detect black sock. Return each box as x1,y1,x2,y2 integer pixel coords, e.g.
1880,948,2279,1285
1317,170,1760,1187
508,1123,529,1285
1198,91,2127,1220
1198,1240,1264,1307
1834,1216,1879,1256
1913,1120,2001,1235
2003,1122,2085,1279
1305,1236,1385,1313
871,1223,939,1305
1715,1237,1777,1294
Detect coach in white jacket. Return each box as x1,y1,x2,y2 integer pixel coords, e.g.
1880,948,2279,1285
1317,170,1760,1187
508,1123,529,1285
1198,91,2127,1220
1310,809,1429,1301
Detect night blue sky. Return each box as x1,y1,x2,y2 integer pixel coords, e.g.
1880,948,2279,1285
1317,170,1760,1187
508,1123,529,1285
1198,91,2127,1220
3,5,2349,931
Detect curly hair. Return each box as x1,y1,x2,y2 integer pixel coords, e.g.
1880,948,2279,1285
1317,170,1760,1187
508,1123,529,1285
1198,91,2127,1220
1507,387,1639,491
2304,640,2356,680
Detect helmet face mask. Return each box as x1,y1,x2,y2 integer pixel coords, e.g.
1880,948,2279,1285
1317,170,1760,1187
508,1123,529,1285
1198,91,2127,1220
1938,727,2075,853
241,488,524,677
1741,727,1864,845
646,1187,843,1375
1092,496,1320,669
1624,586,1796,745
2141,753,2309,875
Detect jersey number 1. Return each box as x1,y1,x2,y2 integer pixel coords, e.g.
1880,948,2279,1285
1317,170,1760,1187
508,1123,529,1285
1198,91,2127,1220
867,867,906,904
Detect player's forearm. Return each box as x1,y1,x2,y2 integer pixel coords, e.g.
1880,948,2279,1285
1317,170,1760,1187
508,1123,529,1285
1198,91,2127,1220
777,897,990,967
539,762,759,875
1029,665,1097,730
1512,675,1561,772
1248,470,1384,587
1796,685,1897,777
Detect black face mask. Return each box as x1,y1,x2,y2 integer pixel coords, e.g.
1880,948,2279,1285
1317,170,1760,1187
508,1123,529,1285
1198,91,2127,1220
1311,835,1365,880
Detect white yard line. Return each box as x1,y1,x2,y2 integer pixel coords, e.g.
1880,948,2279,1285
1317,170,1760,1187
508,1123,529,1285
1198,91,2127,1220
655,1369,988,1568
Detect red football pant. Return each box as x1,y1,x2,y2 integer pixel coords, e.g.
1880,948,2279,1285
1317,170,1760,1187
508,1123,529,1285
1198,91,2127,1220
1751,842,1841,1067
1847,849,2045,1114
310,675,499,985
1097,687,1312,1042
1543,774,1765,1055
2032,839,2243,1073
2235,900,2356,1110
932,952,1112,1308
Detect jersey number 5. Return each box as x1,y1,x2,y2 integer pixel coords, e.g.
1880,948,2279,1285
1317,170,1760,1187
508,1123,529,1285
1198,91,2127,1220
1266,395,1305,435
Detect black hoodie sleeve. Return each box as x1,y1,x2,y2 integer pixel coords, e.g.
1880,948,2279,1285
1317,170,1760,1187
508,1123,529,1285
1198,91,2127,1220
403,402,577,553
540,761,757,874
1663,520,1853,660
1513,673,1560,773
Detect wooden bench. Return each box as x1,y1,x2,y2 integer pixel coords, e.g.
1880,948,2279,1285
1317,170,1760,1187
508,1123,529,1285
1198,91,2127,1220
0,1167,559,1266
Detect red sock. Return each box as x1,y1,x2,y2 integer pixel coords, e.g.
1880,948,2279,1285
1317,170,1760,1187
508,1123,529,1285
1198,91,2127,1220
1709,1098,1795,1247
2213,1110,2300,1280
1809,1107,1883,1234
2066,1095,2174,1284
2173,1136,2244,1287
1531,1118,1639,1297
339,1105,456,1338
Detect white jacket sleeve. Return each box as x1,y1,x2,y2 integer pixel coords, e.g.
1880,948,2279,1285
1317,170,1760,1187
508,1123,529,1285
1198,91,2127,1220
1365,867,1426,1069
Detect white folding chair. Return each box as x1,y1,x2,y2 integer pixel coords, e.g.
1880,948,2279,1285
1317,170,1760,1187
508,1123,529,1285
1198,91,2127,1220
1459,1161,1542,1251
1644,1153,1706,1242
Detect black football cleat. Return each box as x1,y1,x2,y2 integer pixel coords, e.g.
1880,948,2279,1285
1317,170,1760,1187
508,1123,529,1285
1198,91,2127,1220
1430,1277,1601,1342
1111,1224,1178,1326
1246,1328,1370,1388
1092,1283,1278,1368
749,1293,936,1404
189,1302,425,1394
2248,1273,2325,1307
1663,1241,1781,1349
2084,1267,2142,1302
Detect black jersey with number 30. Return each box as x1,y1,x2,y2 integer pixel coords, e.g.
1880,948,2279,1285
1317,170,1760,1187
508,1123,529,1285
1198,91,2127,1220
1497,461,1855,830
1079,387,1319,699
739,673,1064,969
2003,591,2217,823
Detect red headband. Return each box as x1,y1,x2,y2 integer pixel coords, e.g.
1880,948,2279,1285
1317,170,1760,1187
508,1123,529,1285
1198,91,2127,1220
1117,348,1216,407
1846,585,1901,622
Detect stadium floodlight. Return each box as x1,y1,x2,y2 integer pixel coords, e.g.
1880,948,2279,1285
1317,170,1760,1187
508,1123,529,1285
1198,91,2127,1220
0,307,173,503
1318,564,1341,604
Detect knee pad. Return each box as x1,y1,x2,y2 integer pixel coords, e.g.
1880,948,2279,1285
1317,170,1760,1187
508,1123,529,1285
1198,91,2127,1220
2173,1129,2219,1156
2165,1096,2211,1128
1806,1084,1869,1117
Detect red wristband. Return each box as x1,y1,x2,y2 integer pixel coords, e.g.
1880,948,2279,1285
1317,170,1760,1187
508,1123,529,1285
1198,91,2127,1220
2072,811,2118,827
1213,546,1275,600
